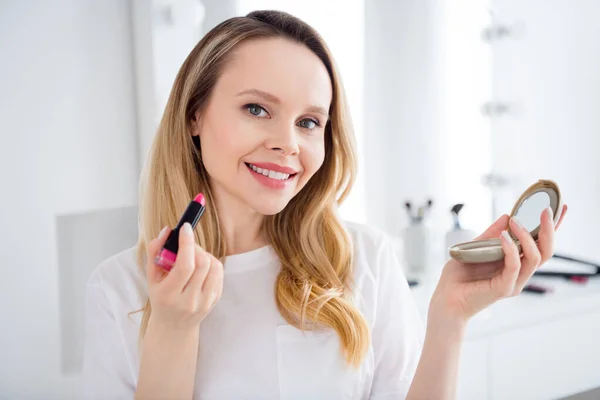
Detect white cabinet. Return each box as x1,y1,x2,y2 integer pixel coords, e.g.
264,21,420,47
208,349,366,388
457,338,489,400
414,275,600,400
443,277,600,400
490,310,600,400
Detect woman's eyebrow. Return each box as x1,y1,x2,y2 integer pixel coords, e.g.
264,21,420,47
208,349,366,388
237,88,329,119
237,88,281,104
306,105,329,120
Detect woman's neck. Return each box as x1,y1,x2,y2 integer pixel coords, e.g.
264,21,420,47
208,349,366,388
212,189,268,255
220,212,267,255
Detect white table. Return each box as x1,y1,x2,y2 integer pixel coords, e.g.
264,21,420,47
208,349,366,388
409,268,600,400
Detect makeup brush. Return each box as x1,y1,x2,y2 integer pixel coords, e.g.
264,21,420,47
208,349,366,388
451,203,464,229
405,201,413,221
425,199,433,219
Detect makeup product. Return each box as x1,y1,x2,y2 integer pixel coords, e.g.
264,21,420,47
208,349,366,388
401,222,432,273
523,283,553,294
449,179,564,264
553,253,600,271
534,253,599,281
405,201,412,216
444,203,477,261
533,272,591,283
451,203,465,229
155,193,206,271
405,201,415,224
405,199,434,225
425,199,433,219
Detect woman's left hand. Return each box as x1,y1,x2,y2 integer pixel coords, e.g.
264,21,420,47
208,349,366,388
429,204,568,325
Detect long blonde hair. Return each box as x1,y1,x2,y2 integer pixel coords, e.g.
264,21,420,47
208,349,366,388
136,10,369,366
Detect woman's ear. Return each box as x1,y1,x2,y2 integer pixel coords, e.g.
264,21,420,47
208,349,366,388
190,110,202,150
192,135,201,150
190,110,202,137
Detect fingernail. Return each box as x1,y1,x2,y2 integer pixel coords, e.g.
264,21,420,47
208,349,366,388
158,226,168,240
511,216,525,231
501,230,512,243
183,222,193,237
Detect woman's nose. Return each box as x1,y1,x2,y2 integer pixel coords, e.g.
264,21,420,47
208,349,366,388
265,124,300,156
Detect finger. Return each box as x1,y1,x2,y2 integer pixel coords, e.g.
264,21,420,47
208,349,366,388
554,204,568,231
147,226,170,257
146,226,170,284
213,262,224,306
212,258,224,307
201,257,224,312
475,214,510,240
182,246,211,297
537,207,556,263
461,260,504,282
163,223,196,293
493,230,521,298
510,216,542,292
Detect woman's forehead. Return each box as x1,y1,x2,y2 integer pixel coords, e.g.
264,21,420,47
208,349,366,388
216,37,332,109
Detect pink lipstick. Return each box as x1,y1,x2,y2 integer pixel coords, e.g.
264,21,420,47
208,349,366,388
155,193,206,271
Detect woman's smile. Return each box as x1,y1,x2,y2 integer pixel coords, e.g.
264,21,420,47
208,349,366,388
244,161,299,190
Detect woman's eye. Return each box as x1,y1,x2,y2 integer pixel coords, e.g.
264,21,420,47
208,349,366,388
246,104,268,117
298,118,319,130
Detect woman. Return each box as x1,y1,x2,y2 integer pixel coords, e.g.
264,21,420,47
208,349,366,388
83,10,567,399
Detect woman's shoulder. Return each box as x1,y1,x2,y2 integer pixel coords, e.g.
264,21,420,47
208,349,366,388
86,245,147,308
342,220,403,278
341,221,413,325
343,220,398,258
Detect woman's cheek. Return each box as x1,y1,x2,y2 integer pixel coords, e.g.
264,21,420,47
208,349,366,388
299,142,325,185
310,141,326,173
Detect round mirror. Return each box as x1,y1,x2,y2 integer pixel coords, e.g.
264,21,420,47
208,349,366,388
449,179,562,264
514,191,551,232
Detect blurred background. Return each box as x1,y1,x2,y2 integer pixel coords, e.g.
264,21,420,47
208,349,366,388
0,0,598,399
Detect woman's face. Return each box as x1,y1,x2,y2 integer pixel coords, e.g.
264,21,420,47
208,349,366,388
192,37,332,215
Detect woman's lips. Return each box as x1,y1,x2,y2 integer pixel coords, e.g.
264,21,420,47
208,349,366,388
245,162,297,189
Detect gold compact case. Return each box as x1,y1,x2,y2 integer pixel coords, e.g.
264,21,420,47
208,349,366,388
449,179,563,264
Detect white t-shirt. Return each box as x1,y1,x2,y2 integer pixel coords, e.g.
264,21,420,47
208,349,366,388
83,221,425,399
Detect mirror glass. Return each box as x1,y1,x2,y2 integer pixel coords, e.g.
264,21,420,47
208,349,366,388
514,191,551,232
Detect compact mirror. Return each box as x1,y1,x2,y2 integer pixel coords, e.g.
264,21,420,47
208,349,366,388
449,179,563,264
514,192,551,232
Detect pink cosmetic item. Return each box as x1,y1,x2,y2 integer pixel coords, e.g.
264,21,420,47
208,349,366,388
155,193,206,271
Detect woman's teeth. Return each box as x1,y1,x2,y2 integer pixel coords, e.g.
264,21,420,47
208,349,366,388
247,163,291,180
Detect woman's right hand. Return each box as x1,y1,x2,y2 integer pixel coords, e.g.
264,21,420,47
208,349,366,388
145,222,224,331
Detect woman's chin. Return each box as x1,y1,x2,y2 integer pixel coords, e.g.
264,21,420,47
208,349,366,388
248,196,293,216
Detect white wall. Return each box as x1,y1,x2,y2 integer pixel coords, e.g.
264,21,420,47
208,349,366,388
489,0,600,262
440,0,494,231
131,0,205,171
364,0,450,241
0,1,139,398
201,0,237,33
364,0,497,254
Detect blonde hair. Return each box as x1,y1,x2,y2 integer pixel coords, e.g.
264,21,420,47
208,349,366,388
135,10,369,366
